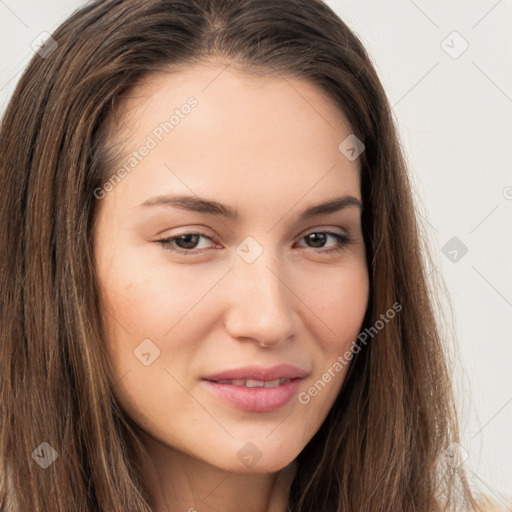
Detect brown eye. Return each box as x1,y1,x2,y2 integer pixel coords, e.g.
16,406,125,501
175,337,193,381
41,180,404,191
155,230,351,257
305,232,328,248
296,231,351,253
156,232,215,254
174,234,201,249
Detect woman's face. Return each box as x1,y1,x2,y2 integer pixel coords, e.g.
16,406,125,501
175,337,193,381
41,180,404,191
93,62,369,473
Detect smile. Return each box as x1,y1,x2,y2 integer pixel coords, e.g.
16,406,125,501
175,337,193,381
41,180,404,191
214,378,291,387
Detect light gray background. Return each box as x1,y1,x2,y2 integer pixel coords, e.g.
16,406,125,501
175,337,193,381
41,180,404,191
1,0,511,504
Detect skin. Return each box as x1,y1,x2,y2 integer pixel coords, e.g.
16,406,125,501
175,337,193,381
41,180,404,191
92,61,369,512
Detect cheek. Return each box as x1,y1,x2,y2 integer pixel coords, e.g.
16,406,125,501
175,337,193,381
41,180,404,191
93,244,370,471
297,259,369,351
95,251,231,404
95,258,214,435
333,268,369,349
295,260,369,412
98,249,226,340
99,248,369,380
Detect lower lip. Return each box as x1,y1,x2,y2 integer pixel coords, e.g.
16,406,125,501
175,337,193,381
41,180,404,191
201,378,303,413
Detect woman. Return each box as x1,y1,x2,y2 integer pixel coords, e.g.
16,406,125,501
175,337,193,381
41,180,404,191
0,0,501,510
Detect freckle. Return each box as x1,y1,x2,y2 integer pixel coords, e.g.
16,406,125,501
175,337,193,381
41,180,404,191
124,282,135,291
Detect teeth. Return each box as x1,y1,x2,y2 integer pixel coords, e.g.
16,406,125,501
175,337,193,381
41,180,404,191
215,378,290,387
245,379,265,387
263,379,282,388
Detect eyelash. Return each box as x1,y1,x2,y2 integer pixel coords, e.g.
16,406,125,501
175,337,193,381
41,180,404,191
155,230,351,256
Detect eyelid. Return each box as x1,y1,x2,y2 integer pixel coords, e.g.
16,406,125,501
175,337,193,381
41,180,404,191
300,225,348,237
155,226,351,255
161,231,217,250
156,225,348,243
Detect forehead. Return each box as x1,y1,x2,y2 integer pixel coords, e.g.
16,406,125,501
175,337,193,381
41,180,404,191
99,62,362,216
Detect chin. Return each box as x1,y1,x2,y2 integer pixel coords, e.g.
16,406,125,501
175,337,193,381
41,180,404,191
204,441,301,475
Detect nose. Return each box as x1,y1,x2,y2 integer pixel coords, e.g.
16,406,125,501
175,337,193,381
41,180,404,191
223,251,295,348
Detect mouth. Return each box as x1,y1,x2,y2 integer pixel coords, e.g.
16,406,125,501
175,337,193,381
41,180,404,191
202,363,308,383
211,377,292,388
200,364,308,413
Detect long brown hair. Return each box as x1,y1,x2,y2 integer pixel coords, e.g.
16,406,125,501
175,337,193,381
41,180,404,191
0,0,490,510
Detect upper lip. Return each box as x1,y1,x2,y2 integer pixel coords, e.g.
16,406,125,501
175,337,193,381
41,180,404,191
202,364,309,382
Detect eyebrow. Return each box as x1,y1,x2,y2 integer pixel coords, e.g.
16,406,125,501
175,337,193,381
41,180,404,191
139,194,362,221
